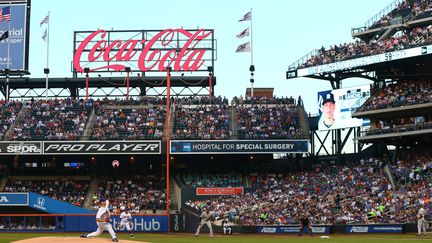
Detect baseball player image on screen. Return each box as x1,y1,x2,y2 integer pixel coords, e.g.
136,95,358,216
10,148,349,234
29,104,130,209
119,206,134,239
80,199,118,242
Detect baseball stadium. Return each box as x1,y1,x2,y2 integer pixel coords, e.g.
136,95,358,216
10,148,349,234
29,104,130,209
0,0,431,242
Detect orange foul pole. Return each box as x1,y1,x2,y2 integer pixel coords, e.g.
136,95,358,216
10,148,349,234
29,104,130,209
165,67,171,215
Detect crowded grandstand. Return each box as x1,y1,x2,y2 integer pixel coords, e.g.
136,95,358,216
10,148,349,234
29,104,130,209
0,0,432,239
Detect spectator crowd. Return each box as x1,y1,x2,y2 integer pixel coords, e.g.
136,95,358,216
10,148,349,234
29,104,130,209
4,177,89,207
94,175,166,214
10,99,90,141
185,154,432,225
0,96,306,141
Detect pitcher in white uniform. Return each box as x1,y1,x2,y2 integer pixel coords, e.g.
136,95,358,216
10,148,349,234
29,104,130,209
81,199,118,242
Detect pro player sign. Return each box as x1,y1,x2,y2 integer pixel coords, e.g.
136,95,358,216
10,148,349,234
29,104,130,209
43,141,161,154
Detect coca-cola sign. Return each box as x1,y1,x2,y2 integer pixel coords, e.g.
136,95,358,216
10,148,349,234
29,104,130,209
73,29,214,73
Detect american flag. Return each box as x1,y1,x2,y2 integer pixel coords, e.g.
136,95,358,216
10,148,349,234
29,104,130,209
40,14,49,27
0,6,11,23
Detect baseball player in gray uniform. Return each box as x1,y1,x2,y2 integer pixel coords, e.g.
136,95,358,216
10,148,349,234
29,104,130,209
194,207,213,237
81,199,118,242
417,205,427,237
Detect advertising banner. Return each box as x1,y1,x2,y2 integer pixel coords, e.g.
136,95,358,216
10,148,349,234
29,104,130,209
0,3,27,70
170,214,184,232
317,85,370,131
0,142,42,154
73,29,214,74
64,215,169,232
345,225,403,233
171,140,309,154
257,226,330,234
43,141,161,154
0,193,29,206
297,44,432,76
196,187,244,196
28,193,94,214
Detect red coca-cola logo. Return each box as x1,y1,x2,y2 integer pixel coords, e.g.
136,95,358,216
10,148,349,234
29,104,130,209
73,29,212,72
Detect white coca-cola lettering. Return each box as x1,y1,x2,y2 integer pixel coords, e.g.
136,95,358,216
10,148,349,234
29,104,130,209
73,29,211,72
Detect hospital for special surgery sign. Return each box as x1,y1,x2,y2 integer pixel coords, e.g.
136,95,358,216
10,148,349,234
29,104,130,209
73,29,214,73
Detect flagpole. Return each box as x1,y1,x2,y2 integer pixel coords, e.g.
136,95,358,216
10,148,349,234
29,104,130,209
250,8,254,98
6,4,11,100
250,8,253,66
45,11,50,99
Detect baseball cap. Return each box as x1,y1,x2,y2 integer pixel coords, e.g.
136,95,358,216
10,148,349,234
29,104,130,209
322,93,335,105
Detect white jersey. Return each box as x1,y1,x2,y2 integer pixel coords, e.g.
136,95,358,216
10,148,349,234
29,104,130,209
200,211,212,222
418,208,426,219
96,206,109,221
120,212,132,223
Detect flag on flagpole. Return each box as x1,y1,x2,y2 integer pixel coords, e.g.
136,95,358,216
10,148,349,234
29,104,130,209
42,28,47,42
0,6,11,22
239,11,251,22
236,27,250,39
40,14,49,27
236,41,251,53
0,31,8,41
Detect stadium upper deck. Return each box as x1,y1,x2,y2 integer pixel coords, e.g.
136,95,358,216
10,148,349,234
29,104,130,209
0,96,308,141
287,0,432,79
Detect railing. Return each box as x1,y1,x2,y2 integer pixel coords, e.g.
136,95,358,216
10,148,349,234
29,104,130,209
352,0,404,34
362,121,432,137
287,49,320,71
365,0,404,29
351,91,371,113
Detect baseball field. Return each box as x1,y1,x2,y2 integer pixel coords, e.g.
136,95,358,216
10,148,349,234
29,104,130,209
0,233,430,243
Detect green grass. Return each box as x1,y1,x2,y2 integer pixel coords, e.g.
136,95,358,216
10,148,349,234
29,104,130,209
0,232,430,243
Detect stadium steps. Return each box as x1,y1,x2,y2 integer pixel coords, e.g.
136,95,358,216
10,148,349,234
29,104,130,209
170,105,175,139
413,36,425,45
169,177,181,212
384,164,396,189
162,105,175,140
81,107,96,140
0,176,7,191
2,104,29,141
296,99,310,138
229,106,238,139
84,175,99,209
377,27,396,42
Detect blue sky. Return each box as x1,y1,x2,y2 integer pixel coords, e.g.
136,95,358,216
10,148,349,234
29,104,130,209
25,0,391,114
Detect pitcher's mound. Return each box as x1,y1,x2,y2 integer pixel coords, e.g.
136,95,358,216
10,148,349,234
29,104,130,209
12,236,146,243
